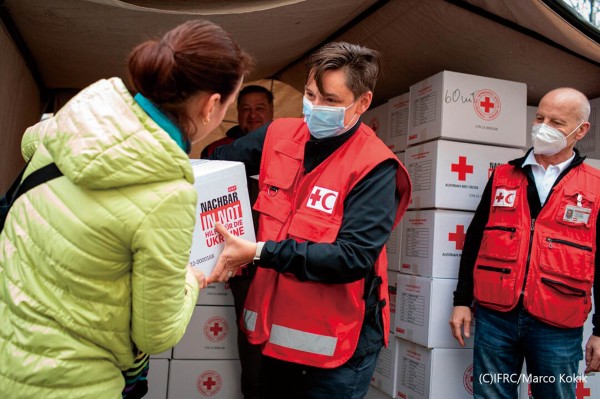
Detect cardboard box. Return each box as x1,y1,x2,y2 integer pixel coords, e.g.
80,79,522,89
189,160,256,276
575,97,599,159
386,152,405,271
197,282,234,306
396,339,474,399
386,93,410,152
371,333,400,397
388,270,399,334
366,385,394,399
168,360,242,398
150,348,172,359
364,102,389,141
147,359,169,399
405,139,523,211
525,105,537,150
400,209,474,278
394,274,474,349
173,305,239,360
407,70,526,148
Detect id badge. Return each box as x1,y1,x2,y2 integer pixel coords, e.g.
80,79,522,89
563,205,591,224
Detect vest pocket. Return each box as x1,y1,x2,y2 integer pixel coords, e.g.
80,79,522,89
287,213,340,243
473,264,516,307
539,236,592,278
528,268,591,327
479,226,520,261
555,188,595,229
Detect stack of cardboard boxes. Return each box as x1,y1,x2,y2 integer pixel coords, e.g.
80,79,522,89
368,70,527,398
148,160,255,399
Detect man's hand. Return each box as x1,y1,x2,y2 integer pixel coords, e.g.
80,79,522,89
449,306,473,347
207,223,257,284
585,335,600,373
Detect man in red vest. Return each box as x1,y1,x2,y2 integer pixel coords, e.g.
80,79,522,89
201,85,274,158
450,88,600,398
208,42,412,398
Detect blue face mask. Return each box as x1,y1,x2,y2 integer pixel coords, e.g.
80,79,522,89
303,96,358,139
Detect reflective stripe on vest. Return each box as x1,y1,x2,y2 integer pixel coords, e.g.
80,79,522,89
243,309,257,332
269,324,337,356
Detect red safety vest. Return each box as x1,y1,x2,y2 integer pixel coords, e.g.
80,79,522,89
241,118,411,368
474,162,600,328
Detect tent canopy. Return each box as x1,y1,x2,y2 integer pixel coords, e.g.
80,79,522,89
2,0,599,126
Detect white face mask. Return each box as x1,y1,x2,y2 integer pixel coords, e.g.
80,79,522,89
531,122,582,155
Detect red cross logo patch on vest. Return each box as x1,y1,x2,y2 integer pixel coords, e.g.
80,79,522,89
307,186,338,214
493,188,516,208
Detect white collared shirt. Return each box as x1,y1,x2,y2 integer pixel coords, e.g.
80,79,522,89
522,150,575,206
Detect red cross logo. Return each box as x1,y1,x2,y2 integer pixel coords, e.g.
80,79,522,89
197,370,223,395
495,192,504,202
576,381,591,399
204,316,228,342
309,189,322,206
451,156,474,181
209,322,223,336
306,186,338,214
203,376,217,391
448,225,466,250
473,89,501,121
480,96,495,113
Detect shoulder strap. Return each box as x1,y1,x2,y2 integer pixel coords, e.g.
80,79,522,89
1,162,63,232
13,163,63,203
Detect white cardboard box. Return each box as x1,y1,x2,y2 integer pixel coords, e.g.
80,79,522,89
394,274,474,349
396,339,474,399
168,360,242,398
173,305,239,360
388,270,399,334
405,139,523,211
576,97,600,159
366,385,394,399
386,152,405,271
371,333,400,397
150,348,172,359
400,209,474,278
525,105,537,149
364,102,389,141
387,93,410,152
147,359,169,399
197,282,234,306
189,160,256,276
407,70,526,148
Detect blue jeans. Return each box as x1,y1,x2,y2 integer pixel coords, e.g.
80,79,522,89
474,304,583,399
259,350,380,399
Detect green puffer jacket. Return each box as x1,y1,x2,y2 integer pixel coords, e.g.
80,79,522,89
0,78,199,398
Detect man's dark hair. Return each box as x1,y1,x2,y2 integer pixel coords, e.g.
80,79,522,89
237,85,274,106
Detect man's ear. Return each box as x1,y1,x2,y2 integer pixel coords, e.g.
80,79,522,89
575,121,591,140
355,91,373,115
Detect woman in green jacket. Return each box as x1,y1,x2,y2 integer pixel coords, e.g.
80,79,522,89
0,20,252,399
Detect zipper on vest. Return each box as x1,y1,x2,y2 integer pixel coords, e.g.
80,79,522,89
540,277,586,297
521,218,536,297
546,237,592,252
477,265,511,274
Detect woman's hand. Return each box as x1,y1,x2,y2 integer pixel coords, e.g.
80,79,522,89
207,223,257,284
187,264,207,289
